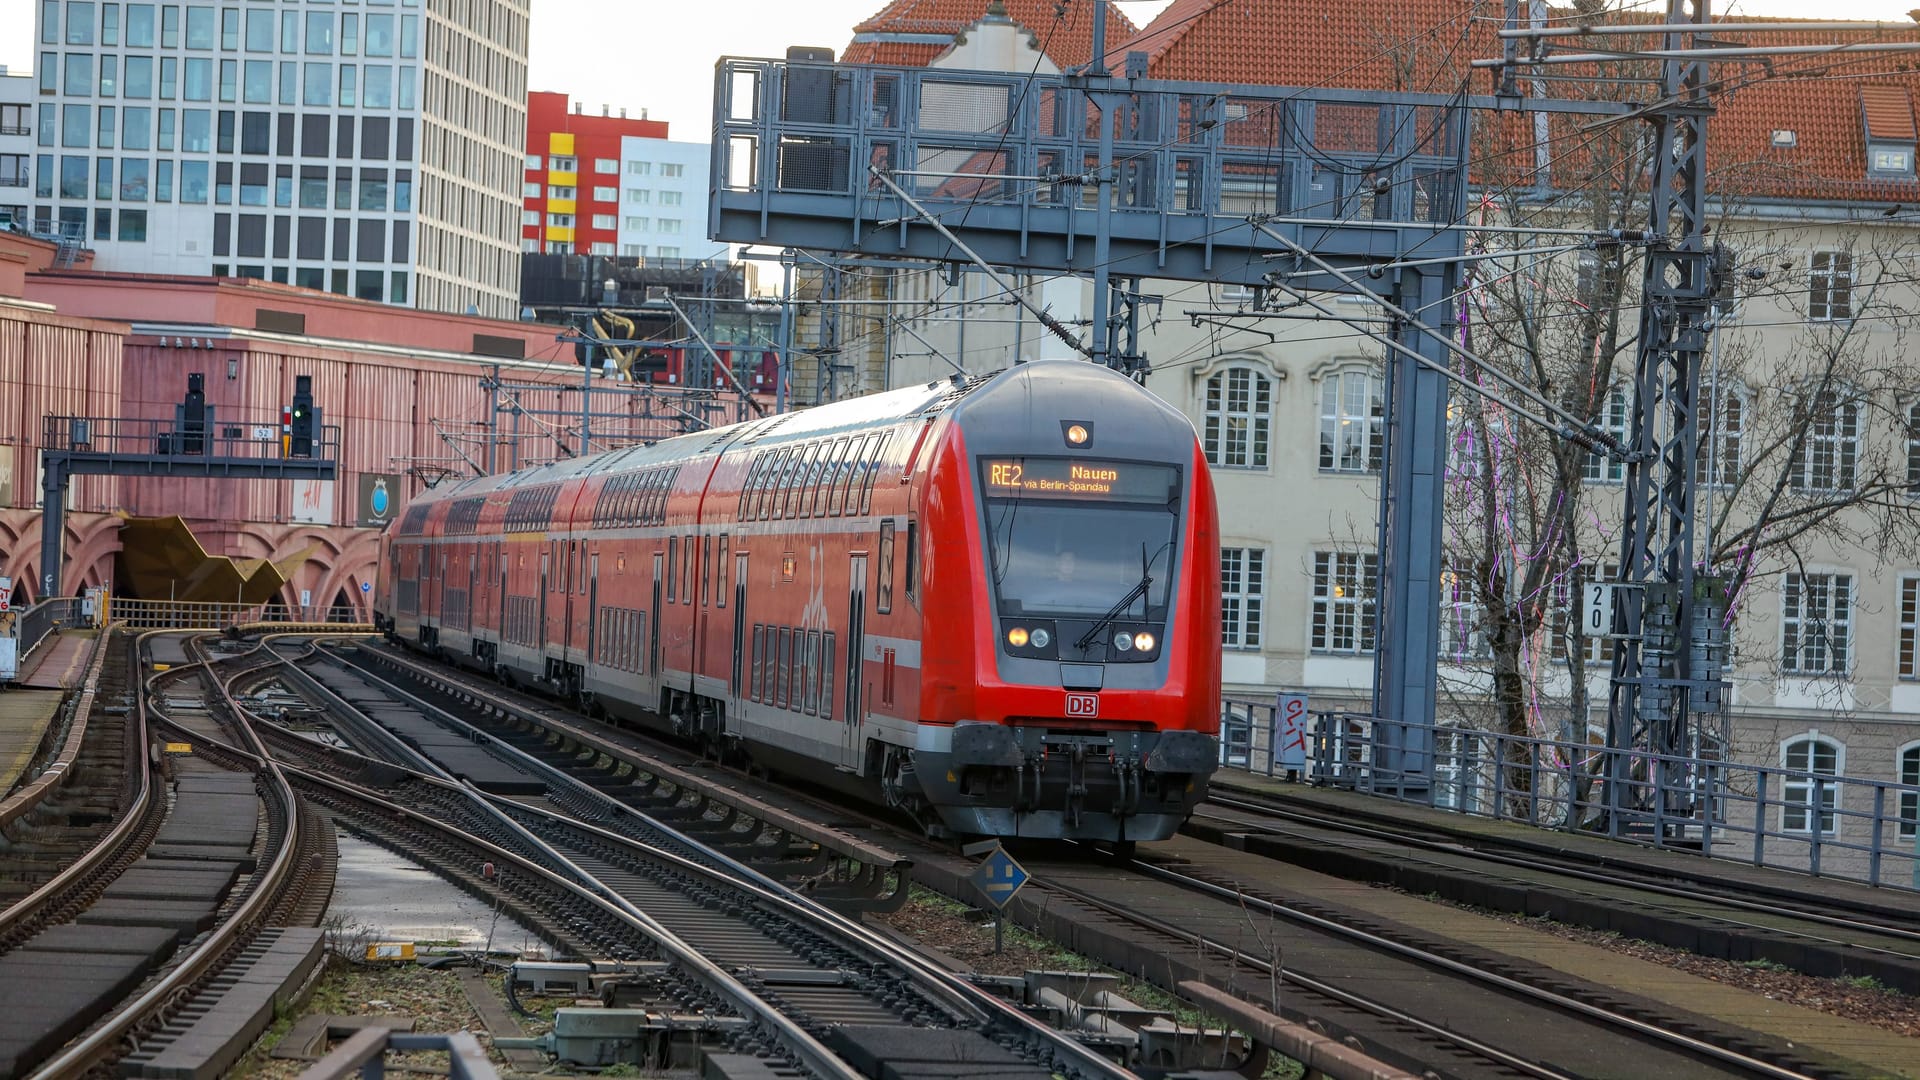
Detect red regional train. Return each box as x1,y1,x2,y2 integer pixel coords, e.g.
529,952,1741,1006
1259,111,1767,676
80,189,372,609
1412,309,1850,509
373,361,1221,843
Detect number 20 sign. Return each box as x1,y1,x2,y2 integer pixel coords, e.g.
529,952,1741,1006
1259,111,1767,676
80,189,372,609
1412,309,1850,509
1581,582,1621,639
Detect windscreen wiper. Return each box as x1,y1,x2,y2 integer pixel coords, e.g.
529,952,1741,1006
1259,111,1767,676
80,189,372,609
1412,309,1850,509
1076,572,1153,651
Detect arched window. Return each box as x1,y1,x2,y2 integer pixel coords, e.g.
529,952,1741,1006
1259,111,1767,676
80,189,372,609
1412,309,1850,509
1898,742,1920,841
1781,734,1842,836
1582,384,1628,483
1203,366,1272,468
1697,382,1746,486
1792,386,1860,492
1317,368,1383,473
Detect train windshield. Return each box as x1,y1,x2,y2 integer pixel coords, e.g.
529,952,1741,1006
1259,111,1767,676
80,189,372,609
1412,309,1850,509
979,458,1180,618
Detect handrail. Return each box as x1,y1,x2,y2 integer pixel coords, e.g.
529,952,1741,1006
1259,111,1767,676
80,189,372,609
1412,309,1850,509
8,598,85,674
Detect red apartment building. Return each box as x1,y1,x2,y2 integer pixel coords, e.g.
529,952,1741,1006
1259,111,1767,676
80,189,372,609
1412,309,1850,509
523,91,669,256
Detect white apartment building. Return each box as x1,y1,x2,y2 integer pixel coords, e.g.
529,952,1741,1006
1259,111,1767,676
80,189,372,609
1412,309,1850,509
27,0,528,317
614,137,725,264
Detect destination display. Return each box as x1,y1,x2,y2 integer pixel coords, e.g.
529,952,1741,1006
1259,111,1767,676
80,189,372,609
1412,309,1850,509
980,457,1178,502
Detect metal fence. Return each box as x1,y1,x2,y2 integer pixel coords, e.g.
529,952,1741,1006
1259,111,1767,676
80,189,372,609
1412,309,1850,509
10,598,86,664
109,597,370,631
1216,701,1920,891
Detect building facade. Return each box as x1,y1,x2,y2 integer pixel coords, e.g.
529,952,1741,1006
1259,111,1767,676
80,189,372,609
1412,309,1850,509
25,0,528,317
520,90,725,265
1,69,32,230
807,1,1920,877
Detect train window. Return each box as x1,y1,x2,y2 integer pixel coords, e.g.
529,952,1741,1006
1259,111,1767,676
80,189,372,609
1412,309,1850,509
702,536,712,607
813,438,846,517
786,443,817,520
635,610,646,672
762,450,787,520
837,434,868,515
739,453,763,520
820,633,836,720
682,534,695,603
805,629,821,715
825,438,850,515
806,443,830,518
877,521,895,614
716,536,729,605
666,537,678,602
777,627,793,708
750,624,763,701
905,521,918,606
863,434,890,516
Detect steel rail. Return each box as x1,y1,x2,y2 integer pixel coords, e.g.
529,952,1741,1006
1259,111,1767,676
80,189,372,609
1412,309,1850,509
29,634,304,1080
0,630,150,939
0,627,111,830
0,630,133,933
247,643,874,1080
1118,858,1824,1080
320,644,1132,1080
1038,871,1580,1080
1203,793,1920,949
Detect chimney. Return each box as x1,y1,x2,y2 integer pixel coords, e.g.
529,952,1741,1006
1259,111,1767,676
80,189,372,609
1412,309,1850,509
573,101,582,114
641,108,648,120
620,108,627,118
601,104,609,117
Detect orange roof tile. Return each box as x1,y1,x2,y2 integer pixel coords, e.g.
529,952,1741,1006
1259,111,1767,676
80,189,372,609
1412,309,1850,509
844,0,1138,69
839,1,1920,205
1860,85,1916,142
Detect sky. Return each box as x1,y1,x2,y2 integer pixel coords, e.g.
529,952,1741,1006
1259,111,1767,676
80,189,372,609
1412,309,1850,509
2,0,1916,139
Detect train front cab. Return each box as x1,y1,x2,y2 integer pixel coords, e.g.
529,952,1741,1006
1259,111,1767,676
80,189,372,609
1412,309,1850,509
912,363,1221,843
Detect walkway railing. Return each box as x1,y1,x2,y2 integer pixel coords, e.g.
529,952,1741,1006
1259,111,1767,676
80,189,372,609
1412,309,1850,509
1216,700,1920,891
110,598,368,631
11,598,85,667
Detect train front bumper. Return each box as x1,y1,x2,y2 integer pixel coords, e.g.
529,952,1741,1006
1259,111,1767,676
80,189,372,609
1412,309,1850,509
914,723,1218,841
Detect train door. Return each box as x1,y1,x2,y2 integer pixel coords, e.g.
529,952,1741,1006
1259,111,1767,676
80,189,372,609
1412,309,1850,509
650,552,664,677
562,539,578,659
729,551,748,710
538,546,550,654
497,546,508,654
586,552,599,675
842,554,867,768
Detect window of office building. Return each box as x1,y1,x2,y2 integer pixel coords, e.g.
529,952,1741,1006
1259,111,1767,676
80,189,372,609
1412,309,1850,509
1311,551,1377,654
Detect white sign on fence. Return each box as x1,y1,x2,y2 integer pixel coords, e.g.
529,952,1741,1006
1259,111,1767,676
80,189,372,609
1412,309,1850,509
1273,692,1309,772
1581,581,1622,638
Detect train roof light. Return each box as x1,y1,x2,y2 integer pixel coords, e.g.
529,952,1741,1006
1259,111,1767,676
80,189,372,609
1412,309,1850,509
1008,627,1030,647
1064,423,1091,446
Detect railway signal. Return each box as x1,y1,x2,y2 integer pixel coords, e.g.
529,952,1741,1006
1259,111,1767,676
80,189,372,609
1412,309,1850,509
289,375,317,457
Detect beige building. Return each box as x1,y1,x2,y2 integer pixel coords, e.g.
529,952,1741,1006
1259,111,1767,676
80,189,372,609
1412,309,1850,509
814,0,1920,880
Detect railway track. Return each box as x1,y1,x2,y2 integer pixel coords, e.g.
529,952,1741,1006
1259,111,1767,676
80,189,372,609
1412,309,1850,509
0,632,332,1079
321,640,1879,1080
1191,790,1920,991
225,636,1130,1079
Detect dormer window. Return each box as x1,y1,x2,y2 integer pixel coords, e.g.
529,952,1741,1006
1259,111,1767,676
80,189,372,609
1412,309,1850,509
1859,86,1916,180
1870,144,1914,178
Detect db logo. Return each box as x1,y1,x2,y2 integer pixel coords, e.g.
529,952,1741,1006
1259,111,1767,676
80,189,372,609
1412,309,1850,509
1065,693,1099,718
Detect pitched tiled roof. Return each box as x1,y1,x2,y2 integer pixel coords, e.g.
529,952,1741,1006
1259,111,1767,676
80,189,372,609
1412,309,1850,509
843,0,1138,69
1861,85,1917,142
839,1,1920,205
1116,1,1920,205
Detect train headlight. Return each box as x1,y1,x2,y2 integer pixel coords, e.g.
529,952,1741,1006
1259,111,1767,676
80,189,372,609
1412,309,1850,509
1133,632,1155,651
1113,630,1134,652
1066,423,1090,445
1030,627,1051,649
1008,627,1030,647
